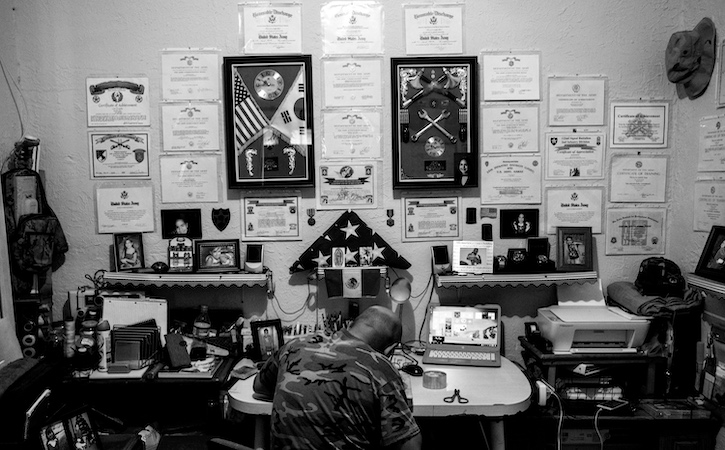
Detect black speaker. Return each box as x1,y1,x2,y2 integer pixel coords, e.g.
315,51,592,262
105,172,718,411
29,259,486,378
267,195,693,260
15,300,50,358
431,245,451,275
482,224,493,241
244,244,264,273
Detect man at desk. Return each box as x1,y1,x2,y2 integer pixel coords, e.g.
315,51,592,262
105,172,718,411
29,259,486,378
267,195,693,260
253,306,422,450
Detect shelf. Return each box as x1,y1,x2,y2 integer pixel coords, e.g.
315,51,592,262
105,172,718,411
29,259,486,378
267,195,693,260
688,273,725,296
102,270,272,289
316,266,387,278
436,271,598,288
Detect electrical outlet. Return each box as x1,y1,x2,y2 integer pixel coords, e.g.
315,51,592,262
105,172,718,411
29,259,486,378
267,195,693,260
536,380,552,406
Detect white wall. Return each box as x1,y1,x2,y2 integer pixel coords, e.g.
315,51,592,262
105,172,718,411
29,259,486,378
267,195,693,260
1,0,723,360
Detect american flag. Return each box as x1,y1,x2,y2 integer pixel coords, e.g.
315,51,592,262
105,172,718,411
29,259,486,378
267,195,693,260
234,71,268,146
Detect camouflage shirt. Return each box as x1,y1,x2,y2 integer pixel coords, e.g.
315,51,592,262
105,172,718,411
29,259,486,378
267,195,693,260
255,329,420,450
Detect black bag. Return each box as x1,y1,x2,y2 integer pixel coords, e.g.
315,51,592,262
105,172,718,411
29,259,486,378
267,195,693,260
634,257,686,298
2,168,68,294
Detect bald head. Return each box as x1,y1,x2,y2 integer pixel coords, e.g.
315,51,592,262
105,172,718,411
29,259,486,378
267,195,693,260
348,305,402,353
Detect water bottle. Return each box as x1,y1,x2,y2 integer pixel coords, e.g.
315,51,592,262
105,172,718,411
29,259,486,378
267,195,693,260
193,305,211,339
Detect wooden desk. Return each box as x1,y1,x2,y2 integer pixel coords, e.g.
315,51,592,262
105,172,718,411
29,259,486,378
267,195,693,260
227,356,531,450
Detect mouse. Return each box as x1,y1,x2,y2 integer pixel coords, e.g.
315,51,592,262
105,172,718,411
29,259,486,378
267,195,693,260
400,364,424,377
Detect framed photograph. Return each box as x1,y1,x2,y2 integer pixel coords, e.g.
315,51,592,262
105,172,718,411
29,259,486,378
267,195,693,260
528,237,550,260
40,420,71,450
194,240,241,273
696,226,725,282
391,56,478,189
500,209,539,239
160,209,202,239
452,240,494,274
251,319,284,361
223,55,315,188
113,233,145,272
556,227,593,272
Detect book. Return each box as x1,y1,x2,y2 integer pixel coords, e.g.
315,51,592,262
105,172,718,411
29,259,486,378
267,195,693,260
156,356,225,379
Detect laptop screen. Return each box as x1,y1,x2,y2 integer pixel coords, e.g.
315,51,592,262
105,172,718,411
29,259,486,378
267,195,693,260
428,305,499,348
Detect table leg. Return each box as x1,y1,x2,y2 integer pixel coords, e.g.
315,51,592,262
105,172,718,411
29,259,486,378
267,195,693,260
254,416,267,450
490,419,505,450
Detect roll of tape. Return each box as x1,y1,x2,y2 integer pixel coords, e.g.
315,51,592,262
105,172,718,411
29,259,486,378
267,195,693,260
22,347,36,358
21,334,36,347
422,370,447,389
23,321,34,332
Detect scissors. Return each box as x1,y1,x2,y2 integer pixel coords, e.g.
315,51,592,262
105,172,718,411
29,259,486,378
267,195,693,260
443,389,469,404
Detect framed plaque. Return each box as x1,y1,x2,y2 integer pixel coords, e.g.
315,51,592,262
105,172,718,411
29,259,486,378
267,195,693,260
223,55,315,188
391,56,478,189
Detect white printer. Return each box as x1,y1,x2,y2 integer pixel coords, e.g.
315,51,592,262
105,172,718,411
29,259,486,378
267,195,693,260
535,281,651,354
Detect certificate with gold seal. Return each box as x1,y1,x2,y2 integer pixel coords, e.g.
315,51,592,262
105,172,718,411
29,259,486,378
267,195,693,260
548,77,606,126
609,154,667,203
161,49,220,101
694,179,725,231
480,155,542,204
610,101,669,148
482,103,539,153
243,196,300,241
323,58,383,107
240,4,302,54
402,196,460,241
161,103,220,152
698,115,725,172
89,131,150,179
86,77,150,127
321,1,383,55
322,110,381,159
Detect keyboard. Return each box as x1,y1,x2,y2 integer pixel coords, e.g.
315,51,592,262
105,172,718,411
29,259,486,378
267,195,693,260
422,348,500,367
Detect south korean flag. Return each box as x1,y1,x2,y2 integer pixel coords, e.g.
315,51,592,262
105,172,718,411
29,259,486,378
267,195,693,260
269,69,309,147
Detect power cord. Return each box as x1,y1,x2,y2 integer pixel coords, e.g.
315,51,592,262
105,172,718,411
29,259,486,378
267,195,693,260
594,407,605,450
537,378,564,450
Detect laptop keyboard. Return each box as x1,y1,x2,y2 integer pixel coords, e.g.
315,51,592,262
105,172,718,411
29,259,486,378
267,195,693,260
428,349,496,361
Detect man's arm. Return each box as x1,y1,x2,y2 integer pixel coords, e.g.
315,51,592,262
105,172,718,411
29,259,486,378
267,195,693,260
252,357,279,400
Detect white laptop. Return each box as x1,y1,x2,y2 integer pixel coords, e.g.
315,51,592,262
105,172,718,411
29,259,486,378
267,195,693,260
422,304,501,367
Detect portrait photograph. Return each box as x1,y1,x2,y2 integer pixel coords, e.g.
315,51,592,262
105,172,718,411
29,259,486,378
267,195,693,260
113,233,145,271
500,209,540,239
696,225,725,282
556,227,593,272
454,152,477,188
452,240,494,274
251,319,284,361
195,240,240,273
66,411,101,450
161,208,202,239
40,420,70,450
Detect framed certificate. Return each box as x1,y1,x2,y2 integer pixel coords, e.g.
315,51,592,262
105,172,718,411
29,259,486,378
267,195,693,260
605,208,666,255
481,103,539,153
223,55,315,188
698,115,725,172
88,131,150,179
86,77,150,127
321,109,381,159
610,101,669,148
243,196,301,241
318,162,378,210
391,56,478,189
545,130,605,180
609,154,667,203
402,196,459,241
545,186,603,234
548,77,606,126
481,51,541,101
322,57,383,108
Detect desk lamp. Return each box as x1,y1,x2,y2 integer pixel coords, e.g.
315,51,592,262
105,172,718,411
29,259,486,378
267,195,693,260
387,277,411,313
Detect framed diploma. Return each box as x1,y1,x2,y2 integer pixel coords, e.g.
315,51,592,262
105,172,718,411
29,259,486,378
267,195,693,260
322,109,381,159
322,57,383,107
698,115,725,172
89,131,150,179
545,130,605,180
160,49,220,101
223,55,315,188
718,39,725,108
610,101,669,148
482,103,539,153
96,184,154,234
321,1,384,55
694,179,725,231
402,196,460,241
605,208,666,255
239,4,302,54
548,77,606,126
318,162,378,210
609,154,667,203
545,187,603,234
161,102,220,152
403,4,464,55
159,155,220,203
481,51,541,101
86,77,150,127
391,56,478,188
243,196,301,241
480,155,542,204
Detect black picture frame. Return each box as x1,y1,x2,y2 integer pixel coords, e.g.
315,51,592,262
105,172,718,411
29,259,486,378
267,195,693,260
507,248,528,271
194,239,241,273
39,407,102,450
113,233,145,272
500,209,539,239
696,225,725,282
391,56,478,189
251,319,284,361
223,55,315,188
160,208,202,239
556,227,593,272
